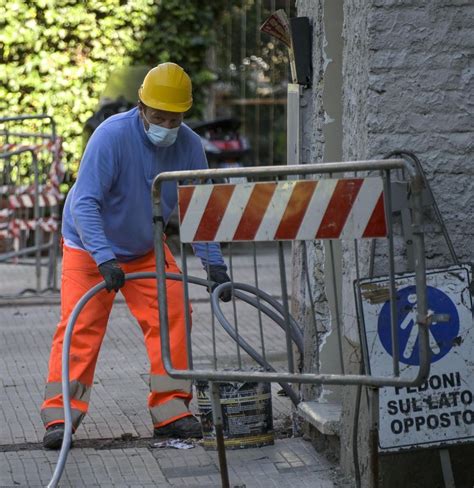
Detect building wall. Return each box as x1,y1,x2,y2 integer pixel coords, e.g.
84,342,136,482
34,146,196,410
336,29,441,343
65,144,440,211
297,0,474,485
342,2,473,485
363,0,473,264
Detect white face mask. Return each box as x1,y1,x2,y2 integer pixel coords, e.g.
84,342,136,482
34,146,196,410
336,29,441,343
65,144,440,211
143,112,180,147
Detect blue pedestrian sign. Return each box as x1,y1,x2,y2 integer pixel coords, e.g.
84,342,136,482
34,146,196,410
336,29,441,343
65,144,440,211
377,285,460,366
359,265,473,452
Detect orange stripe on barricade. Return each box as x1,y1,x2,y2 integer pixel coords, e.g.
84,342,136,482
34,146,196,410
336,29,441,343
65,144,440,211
178,186,195,223
363,193,387,238
8,191,59,209
0,138,65,200
178,177,387,242
316,179,363,239
8,217,59,237
193,185,235,241
274,180,317,240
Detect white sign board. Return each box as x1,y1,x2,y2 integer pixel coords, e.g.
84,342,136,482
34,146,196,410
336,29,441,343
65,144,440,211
359,265,474,452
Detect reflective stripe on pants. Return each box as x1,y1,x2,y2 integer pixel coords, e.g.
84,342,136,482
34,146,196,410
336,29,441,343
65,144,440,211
41,244,192,429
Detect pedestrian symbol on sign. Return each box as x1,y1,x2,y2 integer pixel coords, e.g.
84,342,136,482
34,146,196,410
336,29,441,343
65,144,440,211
377,285,460,365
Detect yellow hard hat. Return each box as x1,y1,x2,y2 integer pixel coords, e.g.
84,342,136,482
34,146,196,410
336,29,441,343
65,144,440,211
138,62,193,113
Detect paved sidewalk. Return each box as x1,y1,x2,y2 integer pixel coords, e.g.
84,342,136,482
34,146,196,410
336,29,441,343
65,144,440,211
0,247,349,487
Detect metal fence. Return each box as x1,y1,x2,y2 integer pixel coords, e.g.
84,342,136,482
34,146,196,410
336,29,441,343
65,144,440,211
0,115,64,296
151,159,433,486
153,159,431,387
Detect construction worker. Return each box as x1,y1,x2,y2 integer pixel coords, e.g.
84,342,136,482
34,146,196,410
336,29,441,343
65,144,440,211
41,62,231,449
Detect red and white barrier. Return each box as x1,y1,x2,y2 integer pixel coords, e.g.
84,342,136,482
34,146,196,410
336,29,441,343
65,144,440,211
8,217,59,238
8,191,59,209
0,138,65,200
0,138,64,247
0,209,12,240
178,177,387,242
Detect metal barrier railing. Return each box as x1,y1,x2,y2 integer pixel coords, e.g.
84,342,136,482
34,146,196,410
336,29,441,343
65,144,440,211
152,159,431,388
151,159,432,487
0,115,63,296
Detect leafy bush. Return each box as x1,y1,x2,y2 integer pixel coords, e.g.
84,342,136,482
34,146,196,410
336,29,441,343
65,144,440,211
1,0,222,178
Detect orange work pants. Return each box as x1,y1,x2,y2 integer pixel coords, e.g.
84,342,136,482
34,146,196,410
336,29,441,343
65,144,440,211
41,244,192,430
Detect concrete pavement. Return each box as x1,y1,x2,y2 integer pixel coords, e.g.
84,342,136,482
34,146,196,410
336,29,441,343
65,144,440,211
0,245,351,487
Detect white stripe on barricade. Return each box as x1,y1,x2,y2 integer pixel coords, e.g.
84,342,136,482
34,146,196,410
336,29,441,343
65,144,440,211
178,177,387,242
0,138,65,201
254,182,294,241
214,184,254,242
0,209,11,241
295,179,337,240
179,185,214,243
8,192,59,209
8,217,59,238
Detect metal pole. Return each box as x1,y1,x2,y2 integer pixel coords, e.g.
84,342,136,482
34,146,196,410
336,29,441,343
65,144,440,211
52,229,59,290
354,240,371,376
439,449,456,488
287,84,302,166
33,152,41,292
180,242,193,370
152,160,408,185
328,239,345,374
205,243,218,370
210,382,230,488
278,241,295,373
410,171,431,385
228,243,242,369
0,242,52,262
252,242,267,364
368,387,379,488
152,186,173,373
255,0,262,166
383,170,400,376
50,132,59,291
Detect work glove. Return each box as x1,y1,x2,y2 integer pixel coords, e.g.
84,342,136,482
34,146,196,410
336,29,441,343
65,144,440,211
207,264,232,302
98,259,125,292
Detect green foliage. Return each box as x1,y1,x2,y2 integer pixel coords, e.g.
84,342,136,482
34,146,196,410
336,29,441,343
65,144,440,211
1,0,222,177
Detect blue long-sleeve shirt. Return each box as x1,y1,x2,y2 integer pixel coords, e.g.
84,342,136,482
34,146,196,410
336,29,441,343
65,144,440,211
62,107,224,267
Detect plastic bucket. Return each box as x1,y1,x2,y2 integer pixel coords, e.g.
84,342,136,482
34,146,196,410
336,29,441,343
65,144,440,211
196,380,274,450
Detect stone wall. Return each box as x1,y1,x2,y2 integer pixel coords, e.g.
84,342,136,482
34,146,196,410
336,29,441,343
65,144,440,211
341,1,474,486
366,0,473,264
297,0,474,485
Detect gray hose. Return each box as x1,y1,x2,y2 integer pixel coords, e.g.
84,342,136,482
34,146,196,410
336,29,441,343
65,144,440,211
225,282,304,351
47,272,303,487
212,282,303,405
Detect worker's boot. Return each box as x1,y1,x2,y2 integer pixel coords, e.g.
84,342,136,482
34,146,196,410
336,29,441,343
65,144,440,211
43,423,69,450
153,415,202,439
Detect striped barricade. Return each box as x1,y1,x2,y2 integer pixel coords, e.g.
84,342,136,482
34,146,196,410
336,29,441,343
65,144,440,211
152,160,430,391
154,160,431,484
8,217,59,238
0,208,13,240
178,177,387,243
0,138,64,293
